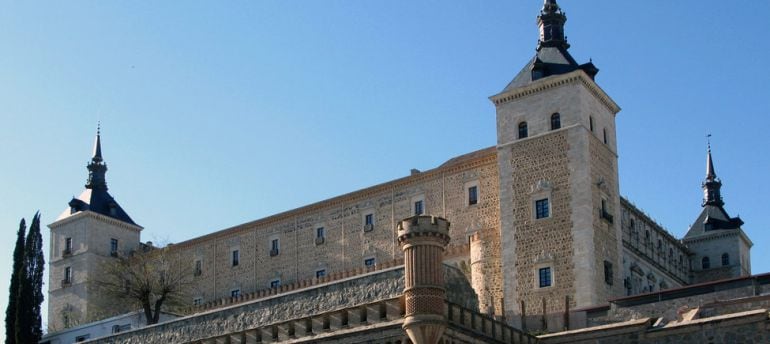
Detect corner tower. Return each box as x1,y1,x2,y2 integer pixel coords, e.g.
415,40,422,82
47,127,143,331
683,144,752,283
491,0,622,330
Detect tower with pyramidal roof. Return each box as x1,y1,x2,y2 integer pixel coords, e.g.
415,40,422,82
47,127,143,330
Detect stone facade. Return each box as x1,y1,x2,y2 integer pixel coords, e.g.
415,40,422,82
48,211,142,331
44,1,759,342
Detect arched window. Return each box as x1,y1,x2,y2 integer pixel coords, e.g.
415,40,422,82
702,256,711,269
722,253,730,266
551,113,561,130
518,122,528,139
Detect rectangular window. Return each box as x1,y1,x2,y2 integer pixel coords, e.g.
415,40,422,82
535,198,550,219
194,260,202,276
604,261,614,285
231,289,241,298
193,297,203,306
538,267,552,288
365,213,374,226
112,323,131,333
271,239,280,256
364,258,376,267
232,250,240,267
316,227,324,238
64,266,72,283
110,238,118,256
316,269,326,278
414,200,424,215
64,237,73,253
270,279,280,289
468,186,478,205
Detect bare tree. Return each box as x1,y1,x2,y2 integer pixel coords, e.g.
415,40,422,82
94,245,193,325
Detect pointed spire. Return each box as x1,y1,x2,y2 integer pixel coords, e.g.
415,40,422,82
537,0,569,51
702,136,723,207
92,122,103,163
86,124,108,190
705,135,716,181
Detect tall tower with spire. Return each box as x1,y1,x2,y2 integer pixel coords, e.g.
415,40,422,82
47,127,143,331
490,0,622,330
683,144,752,283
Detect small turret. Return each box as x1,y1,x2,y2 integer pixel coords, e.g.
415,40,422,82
702,144,724,207
397,215,451,344
86,125,108,190
537,0,569,50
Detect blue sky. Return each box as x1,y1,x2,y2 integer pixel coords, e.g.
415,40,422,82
1,0,768,335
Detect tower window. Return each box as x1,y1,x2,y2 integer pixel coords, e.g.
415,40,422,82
270,279,281,288
316,227,324,239
603,128,608,144
193,297,203,306
316,269,326,278
468,186,478,205
364,213,374,232
538,267,552,288
414,200,424,216
64,266,72,284
194,260,202,276
604,261,614,285
231,289,240,298
110,238,118,256
232,250,240,267
518,122,528,139
64,237,73,255
364,258,376,267
702,256,711,269
722,253,730,266
535,198,550,219
271,239,280,256
551,113,561,130
589,116,594,132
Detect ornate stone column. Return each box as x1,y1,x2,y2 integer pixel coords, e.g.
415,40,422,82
397,215,451,344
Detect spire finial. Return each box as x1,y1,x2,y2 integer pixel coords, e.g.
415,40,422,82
702,135,723,207
86,124,108,190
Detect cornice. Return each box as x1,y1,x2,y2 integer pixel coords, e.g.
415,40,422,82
173,148,499,248
48,210,143,232
489,70,621,115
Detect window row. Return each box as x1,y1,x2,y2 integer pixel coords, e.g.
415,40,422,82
60,237,120,257
701,253,731,269
517,114,610,146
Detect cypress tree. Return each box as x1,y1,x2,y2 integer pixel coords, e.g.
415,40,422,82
4,219,26,344
15,212,44,344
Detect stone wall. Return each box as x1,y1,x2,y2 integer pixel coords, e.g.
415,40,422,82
620,198,689,296
170,148,499,306
87,268,406,343
505,128,576,330
585,273,770,326
540,309,770,344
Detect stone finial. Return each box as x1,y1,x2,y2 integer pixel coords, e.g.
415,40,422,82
397,215,451,344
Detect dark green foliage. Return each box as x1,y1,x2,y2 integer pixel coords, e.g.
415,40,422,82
14,212,45,344
4,219,26,344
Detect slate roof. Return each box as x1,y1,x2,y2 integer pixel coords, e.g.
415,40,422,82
56,131,138,226
502,46,598,92
684,205,743,239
